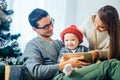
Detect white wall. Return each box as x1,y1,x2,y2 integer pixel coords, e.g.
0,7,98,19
76,0,120,26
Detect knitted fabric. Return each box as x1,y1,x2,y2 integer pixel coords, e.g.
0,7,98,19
60,25,83,43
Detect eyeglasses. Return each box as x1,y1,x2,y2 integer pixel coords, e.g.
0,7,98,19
37,18,54,29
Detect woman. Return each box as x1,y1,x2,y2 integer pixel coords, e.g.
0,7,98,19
80,15,109,58
79,5,120,62
53,5,120,80
96,5,120,60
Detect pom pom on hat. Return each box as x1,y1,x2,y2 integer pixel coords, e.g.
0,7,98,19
60,25,83,43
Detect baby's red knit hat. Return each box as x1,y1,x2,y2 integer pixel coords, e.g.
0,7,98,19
60,25,83,43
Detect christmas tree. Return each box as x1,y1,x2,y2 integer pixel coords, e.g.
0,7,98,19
0,0,22,65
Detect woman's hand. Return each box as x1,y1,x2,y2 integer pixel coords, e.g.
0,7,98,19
88,50,99,62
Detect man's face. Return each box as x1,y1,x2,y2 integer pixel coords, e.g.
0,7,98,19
94,15,108,32
34,16,54,37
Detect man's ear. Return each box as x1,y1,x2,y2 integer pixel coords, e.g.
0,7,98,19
32,27,37,31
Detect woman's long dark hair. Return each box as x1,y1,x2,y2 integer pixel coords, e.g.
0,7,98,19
98,5,120,60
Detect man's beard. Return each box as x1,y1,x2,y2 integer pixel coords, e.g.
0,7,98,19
40,33,52,37
41,34,50,37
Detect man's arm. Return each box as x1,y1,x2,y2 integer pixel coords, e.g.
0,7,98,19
22,41,59,79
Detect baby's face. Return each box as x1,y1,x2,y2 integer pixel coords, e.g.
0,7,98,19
64,33,79,50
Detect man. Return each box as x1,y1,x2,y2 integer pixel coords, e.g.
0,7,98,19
22,8,89,80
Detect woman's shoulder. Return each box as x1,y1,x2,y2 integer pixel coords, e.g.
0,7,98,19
82,15,94,27
79,15,95,33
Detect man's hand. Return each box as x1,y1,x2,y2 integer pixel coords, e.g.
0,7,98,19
59,56,67,63
58,56,90,70
67,57,91,68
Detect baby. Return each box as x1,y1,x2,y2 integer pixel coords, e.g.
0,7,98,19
59,25,89,76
